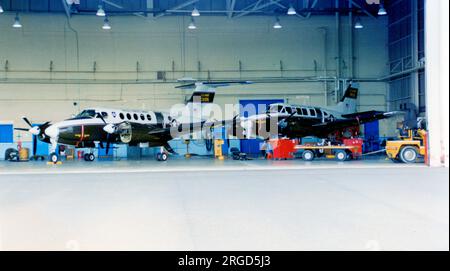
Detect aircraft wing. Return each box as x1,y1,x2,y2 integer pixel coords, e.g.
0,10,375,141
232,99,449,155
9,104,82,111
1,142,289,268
147,118,240,139
313,111,401,129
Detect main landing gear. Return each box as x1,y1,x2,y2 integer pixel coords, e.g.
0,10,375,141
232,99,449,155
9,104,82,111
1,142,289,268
156,146,169,162
83,153,96,162
156,152,168,162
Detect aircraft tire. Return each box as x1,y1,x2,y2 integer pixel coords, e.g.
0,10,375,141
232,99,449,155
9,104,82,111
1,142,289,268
87,153,95,162
160,153,168,162
49,152,59,163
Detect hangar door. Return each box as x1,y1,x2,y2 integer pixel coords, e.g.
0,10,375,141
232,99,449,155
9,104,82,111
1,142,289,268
239,99,284,156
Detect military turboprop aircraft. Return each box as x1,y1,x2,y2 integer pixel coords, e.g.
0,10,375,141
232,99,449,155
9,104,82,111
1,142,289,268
236,83,400,140
15,80,251,163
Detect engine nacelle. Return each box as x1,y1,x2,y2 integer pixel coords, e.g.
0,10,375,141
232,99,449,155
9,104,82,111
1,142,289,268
118,122,132,143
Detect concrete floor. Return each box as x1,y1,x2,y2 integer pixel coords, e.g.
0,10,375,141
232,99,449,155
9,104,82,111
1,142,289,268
0,158,448,251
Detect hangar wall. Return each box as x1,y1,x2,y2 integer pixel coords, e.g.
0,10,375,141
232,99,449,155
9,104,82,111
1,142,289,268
0,14,388,140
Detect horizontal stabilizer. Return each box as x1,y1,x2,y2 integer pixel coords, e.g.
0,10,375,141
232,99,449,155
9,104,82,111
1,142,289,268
176,81,252,89
341,110,384,119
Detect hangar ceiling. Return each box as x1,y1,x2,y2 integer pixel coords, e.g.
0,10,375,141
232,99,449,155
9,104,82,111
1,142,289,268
0,0,385,18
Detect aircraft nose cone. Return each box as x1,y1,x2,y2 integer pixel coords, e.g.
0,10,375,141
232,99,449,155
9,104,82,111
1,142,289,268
29,126,40,136
45,125,59,138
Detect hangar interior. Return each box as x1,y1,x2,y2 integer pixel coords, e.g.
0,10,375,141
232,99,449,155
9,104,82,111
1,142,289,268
0,0,448,251
0,0,434,161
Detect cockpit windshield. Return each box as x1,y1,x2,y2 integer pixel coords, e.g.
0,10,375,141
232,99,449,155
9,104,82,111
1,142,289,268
74,110,97,119
267,105,283,114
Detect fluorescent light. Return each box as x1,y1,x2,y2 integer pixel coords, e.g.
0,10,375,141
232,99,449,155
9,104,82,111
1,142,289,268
378,4,387,16
12,15,22,28
191,7,200,17
188,18,197,29
0,5,4,14
273,18,282,29
354,17,363,29
96,5,106,16
102,18,111,30
287,5,296,15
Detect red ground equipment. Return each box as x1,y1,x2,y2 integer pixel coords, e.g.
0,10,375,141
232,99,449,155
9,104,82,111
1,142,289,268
269,139,297,160
343,138,363,159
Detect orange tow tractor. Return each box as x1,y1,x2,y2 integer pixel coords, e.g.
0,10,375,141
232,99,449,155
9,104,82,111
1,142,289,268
386,129,428,164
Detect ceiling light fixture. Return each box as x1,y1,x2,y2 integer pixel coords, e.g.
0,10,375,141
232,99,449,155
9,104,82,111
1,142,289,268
188,17,197,30
273,18,282,29
354,17,363,29
96,4,106,16
287,4,296,15
102,17,111,30
378,3,387,16
12,13,22,28
191,6,200,17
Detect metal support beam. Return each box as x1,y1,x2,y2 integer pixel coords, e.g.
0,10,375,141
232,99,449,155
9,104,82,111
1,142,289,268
227,0,236,18
348,0,376,19
155,0,199,18
306,0,318,18
61,0,71,18
234,0,282,19
411,0,420,113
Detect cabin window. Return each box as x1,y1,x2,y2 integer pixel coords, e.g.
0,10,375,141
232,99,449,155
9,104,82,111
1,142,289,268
101,112,108,118
296,108,302,115
277,105,284,113
315,108,323,118
126,113,131,120
323,111,329,117
133,114,138,120
147,114,152,121
285,107,293,114
140,114,145,121
309,109,316,117
119,113,124,120
301,108,308,115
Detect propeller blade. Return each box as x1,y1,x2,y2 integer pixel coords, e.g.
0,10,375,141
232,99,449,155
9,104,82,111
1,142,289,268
22,117,33,128
14,128,29,131
39,122,50,128
96,113,107,124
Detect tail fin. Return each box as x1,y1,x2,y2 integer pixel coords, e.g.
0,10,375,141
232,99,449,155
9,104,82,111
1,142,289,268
175,80,252,123
177,80,252,105
332,83,359,114
185,83,216,105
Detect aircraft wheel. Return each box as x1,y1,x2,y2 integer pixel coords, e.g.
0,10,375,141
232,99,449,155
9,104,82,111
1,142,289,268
335,150,347,161
159,153,168,162
84,153,89,161
399,146,418,164
302,150,315,161
49,152,59,163
87,153,95,162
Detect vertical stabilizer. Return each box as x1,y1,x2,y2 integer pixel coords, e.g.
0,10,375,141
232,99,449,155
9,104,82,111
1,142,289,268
331,83,359,114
